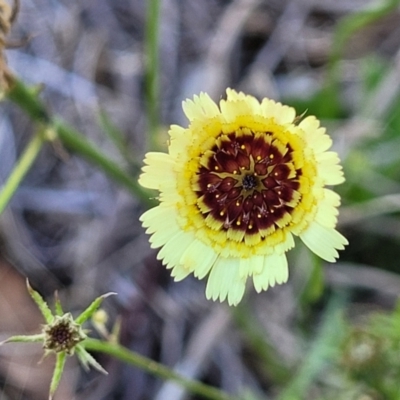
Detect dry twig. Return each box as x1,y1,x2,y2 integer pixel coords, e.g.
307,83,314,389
0,0,18,91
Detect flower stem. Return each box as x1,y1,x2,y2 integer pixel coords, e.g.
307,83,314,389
0,130,45,215
6,80,49,122
54,120,153,206
83,338,234,400
5,80,155,207
145,0,161,150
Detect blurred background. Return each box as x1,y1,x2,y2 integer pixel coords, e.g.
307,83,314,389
2,0,400,399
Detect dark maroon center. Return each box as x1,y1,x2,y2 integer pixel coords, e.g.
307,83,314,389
194,130,302,237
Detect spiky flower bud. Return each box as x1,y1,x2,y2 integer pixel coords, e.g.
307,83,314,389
1,281,115,399
43,313,87,355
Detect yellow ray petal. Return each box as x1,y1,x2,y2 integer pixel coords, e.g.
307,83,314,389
300,221,348,262
253,253,288,293
205,257,246,305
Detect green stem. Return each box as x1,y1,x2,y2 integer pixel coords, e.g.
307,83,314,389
6,80,49,122
0,131,45,215
5,80,156,207
145,0,161,150
54,120,154,206
83,338,233,400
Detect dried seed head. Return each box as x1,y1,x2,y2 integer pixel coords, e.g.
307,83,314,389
43,313,87,355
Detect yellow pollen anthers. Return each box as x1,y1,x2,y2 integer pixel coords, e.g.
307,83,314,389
139,88,348,306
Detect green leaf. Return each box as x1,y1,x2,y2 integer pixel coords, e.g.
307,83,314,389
26,279,54,324
75,344,108,374
75,292,116,325
54,291,64,317
0,334,44,345
49,352,66,400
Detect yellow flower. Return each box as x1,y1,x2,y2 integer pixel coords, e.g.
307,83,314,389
139,89,348,305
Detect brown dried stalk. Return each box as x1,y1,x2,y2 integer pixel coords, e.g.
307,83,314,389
0,0,19,91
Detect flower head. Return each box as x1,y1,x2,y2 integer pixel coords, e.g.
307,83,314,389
139,89,348,305
43,313,86,355
0,281,114,400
